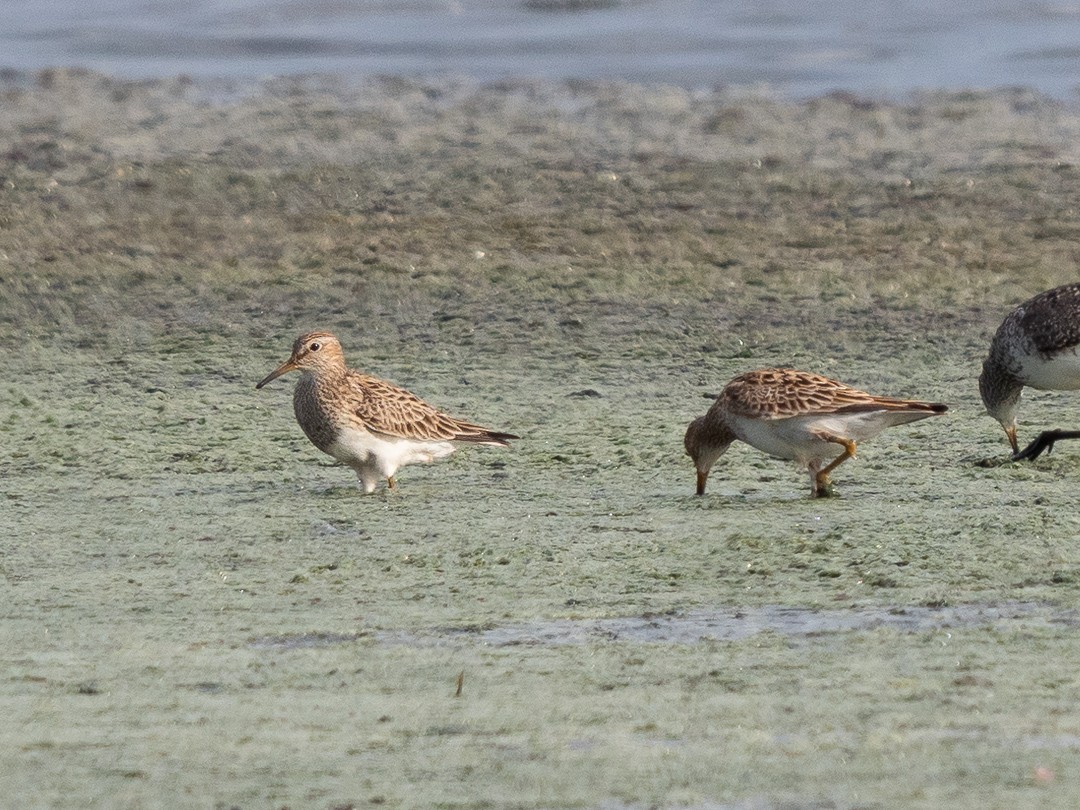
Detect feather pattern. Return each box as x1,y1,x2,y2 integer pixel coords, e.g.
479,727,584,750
257,330,517,492
1014,282,1080,358
341,372,516,444
980,281,1080,456
685,367,947,497
719,368,947,421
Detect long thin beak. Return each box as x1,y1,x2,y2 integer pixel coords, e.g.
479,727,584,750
1005,425,1018,455
256,360,298,389
695,469,708,496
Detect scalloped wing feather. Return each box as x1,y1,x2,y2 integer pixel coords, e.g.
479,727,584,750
720,368,944,420
346,372,512,443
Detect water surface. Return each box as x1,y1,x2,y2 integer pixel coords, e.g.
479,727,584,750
5,0,1080,98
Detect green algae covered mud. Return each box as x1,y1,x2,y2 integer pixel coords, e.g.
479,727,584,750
5,70,1080,808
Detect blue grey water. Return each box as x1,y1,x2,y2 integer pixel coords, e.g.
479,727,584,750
3,0,1080,99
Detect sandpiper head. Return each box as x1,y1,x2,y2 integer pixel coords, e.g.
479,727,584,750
256,331,345,389
684,415,735,496
978,357,1022,453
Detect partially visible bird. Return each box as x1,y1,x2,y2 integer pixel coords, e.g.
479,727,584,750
979,282,1080,460
684,368,948,497
257,331,517,493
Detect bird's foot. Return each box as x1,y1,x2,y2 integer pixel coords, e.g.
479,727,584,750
1013,430,1080,462
812,475,838,498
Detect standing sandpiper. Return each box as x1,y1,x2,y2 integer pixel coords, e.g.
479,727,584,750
684,368,948,497
257,331,518,493
979,282,1080,460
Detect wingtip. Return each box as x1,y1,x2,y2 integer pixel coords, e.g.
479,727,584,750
489,431,520,447
456,430,519,447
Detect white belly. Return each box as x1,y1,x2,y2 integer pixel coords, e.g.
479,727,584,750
732,415,837,463
328,427,456,491
732,410,933,464
1019,347,1080,391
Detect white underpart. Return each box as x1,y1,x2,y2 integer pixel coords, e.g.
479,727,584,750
732,410,936,466
327,426,456,493
1018,347,1080,391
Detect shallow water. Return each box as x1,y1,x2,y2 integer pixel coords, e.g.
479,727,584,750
5,72,1080,808
7,0,1080,98
376,603,1052,647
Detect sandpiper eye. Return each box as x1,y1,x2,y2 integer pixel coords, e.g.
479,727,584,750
309,342,321,352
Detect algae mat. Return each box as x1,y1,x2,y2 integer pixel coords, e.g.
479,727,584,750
4,71,1080,808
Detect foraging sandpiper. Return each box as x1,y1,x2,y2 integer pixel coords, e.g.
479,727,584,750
257,331,518,492
684,368,948,497
979,282,1080,460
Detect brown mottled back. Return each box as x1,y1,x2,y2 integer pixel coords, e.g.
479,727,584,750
719,368,947,421
341,371,516,445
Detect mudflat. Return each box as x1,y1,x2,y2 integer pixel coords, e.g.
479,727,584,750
4,70,1080,808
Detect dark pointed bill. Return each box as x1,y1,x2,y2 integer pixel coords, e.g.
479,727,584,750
256,360,298,389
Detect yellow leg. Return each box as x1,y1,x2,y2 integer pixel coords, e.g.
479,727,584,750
813,437,857,496
387,475,397,490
